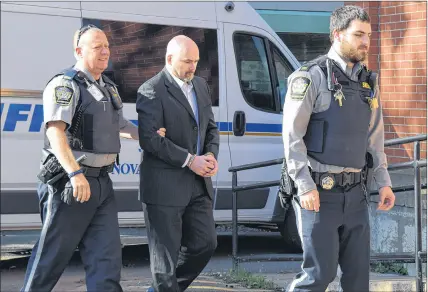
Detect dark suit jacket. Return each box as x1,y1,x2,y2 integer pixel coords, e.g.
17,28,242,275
136,68,219,206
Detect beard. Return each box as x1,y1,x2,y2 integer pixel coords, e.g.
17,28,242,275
172,67,194,82
183,72,195,82
340,39,368,63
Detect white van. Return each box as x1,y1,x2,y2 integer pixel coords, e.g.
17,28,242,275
1,1,301,248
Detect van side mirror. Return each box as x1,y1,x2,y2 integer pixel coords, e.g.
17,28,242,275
233,111,246,136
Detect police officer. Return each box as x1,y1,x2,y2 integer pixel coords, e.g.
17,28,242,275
21,25,165,292
282,6,396,291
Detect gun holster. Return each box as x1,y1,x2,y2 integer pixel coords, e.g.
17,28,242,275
278,159,297,208
363,152,374,190
37,149,64,184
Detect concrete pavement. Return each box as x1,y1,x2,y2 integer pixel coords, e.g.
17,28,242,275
260,271,426,291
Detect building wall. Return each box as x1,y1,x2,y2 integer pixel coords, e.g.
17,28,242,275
256,1,427,163
92,20,218,104
346,1,427,163
251,2,341,64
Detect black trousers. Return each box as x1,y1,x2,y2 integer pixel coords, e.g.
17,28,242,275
288,184,370,292
21,174,122,292
143,176,217,292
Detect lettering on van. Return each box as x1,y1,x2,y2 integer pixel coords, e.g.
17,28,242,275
0,103,138,133
1,103,44,132
111,163,140,175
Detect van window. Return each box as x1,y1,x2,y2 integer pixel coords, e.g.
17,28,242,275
270,45,295,110
233,33,275,112
83,19,219,106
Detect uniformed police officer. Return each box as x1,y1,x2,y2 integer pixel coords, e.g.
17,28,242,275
282,6,396,291
21,25,165,292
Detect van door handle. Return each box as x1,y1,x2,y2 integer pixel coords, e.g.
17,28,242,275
233,111,246,136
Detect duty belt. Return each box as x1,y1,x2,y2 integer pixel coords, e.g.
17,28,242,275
310,170,363,190
81,164,114,177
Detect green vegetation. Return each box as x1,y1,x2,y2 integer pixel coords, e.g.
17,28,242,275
211,269,278,290
371,262,409,276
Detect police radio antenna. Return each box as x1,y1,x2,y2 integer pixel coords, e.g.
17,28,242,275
326,58,334,91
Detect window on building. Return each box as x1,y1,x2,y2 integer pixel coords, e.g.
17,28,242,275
278,32,330,64
233,33,275,112
83,19,219,106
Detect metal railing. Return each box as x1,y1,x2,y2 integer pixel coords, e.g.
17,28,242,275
228,134,427,291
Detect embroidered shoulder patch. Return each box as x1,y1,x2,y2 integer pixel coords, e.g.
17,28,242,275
290,76,311,100
54,86,74,106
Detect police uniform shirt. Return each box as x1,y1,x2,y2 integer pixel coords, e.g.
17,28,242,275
43,63,135,167
282,47,392,196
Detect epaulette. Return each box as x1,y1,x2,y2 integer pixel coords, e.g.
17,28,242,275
46,67,78,86
62,68,79,80
299,62,317,72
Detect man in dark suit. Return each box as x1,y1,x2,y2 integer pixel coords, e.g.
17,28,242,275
136,35,220,292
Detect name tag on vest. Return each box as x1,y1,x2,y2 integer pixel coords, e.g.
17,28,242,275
87,84,105,101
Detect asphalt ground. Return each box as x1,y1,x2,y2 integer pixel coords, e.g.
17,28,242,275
1,230,298,291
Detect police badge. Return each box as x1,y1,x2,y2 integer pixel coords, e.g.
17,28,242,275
361,82,371,89
320,173,335,190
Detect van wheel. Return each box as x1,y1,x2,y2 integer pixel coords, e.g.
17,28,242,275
278,206,302,252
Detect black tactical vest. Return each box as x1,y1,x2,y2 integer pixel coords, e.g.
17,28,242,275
302,55,373,169
44,68,121,154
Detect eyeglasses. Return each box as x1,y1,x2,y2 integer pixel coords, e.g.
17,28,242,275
76,24,98,47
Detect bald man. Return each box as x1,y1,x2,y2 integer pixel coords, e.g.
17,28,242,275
136,35,220,292
21,25,165,292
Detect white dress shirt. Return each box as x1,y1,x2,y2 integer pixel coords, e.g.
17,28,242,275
167,68,200,167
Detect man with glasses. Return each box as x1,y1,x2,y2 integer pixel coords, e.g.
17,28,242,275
282,6,395,291
21,25,165,292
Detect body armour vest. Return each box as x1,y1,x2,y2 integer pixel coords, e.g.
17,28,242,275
302,55,373,169
44,68,121,154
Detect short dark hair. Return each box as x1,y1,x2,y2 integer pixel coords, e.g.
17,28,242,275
329,5,371,43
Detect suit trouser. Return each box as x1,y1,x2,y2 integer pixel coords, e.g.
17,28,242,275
21,174,122,292
143,176,217,292
288,184,370,292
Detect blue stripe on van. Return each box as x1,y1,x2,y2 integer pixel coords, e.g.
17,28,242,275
217,122,229,131
129,120,282,134
219,122,282,133
246,123,282,133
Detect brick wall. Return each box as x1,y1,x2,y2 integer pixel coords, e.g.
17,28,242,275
346,1,427,164
99,21,219,104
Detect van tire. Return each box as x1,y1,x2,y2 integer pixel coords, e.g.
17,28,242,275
278,206,302,252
